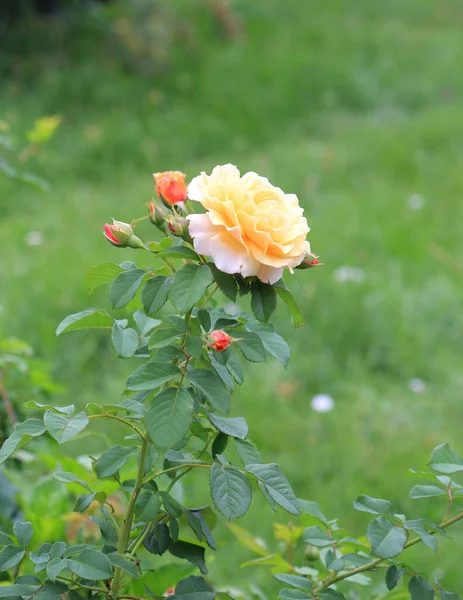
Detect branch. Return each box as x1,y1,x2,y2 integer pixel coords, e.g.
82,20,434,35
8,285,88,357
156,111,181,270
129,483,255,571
88,414,144,440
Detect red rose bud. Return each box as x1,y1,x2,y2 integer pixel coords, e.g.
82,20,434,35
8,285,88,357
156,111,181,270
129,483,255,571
153,171,188,206
209,330,231,352
103,220,144,249
163,588,175,598
167,215,192,242
296,252,321,269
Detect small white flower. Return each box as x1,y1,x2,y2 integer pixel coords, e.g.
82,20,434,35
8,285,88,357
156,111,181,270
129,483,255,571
409,378,426,393
25,231,43,247
311,394,334,413
333,266,365,283
408,193,425,210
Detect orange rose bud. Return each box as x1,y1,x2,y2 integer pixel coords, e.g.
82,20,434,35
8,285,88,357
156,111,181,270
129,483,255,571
154,171,188,206
103,220,144,249
209,330,231,352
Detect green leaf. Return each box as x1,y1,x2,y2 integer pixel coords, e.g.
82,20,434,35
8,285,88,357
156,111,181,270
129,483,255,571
44,411,89,444
145,388,194,449
74,493,96,512
0,546,25,571
68,549,113,581
273,573,313,591
303,526,333,547
170,264,213,313
212,433,228,459
126,361,179,391
110,269,146,309
409,485,446,499
367,516,407,559
250,280,277,322
112,324,139,358
208,264,238,301
174,594,215,600
0,532,14,546
439,590,460,600
353,495,393,515
210,462,252,519
245,323,290,366
135,491,161,522
197,308,211,333
149,327,183,348
429,443,463,474
278,589,311,600
24,401,75,416
50,542,67,559
144,522,171,555
168,541,207,574
186,368,231,414
56,309,113,336
47,558,68,581
185,336,204,358
274,280,305,327
385,565,405,590
86,262,123,293
409,576,435,600
16,419,47,436
235,439,261,466
94,445,137,478
241,553,292,569
236,331,266,362
142,276,172,315
297,499,328,524
53,471,92,492
159,246,200,260
404,520,437,551
245,463,299,515
108,553,138,578
176,575,213,594
134,310,161,337
226,349,244,384
206,412,248,439
319,592,347,600
159,492,184,518
13,522,33,550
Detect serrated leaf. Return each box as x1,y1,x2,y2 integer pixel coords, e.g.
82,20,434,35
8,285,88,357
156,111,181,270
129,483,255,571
86,262,123,293
212,433,228,459
108,553,138,578
235,439,261,466
273,573,313,591
297,499,328,524
429,443,463,474
404,519,437,551
186,368,230,414
386,565,405,590
353,495,393,515
302,526,333,547
206,412,248,439
142,276,172,315
274,280,304,327
144,523,171,556
68,549,113,580
110,268,146,309
409,576,435,600
112,324,139,358
250,281,277,322
367,516,407,559
158,246,200,260
208,264,238,301
146,387,193,449
44,411,88,444
176,575,213,594
56,309,113,336
409,485,446,499
278,589,311,600
135,491,161,522
94,445,137,478
0,546,25,571
149,327,183,348
24,401,74,416
47,558,68,581
170,264,213,313
236,331,266,362
13,522,33,550
245,323,290,366
126,361,179,391
133,310,161,337
210,463,251,519
74,493,96,512
168,541,207,574
0,532,14,546
246,463,299,515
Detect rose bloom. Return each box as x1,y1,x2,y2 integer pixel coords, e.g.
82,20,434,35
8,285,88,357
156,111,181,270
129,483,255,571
186,164,310,284
154,171,188,205
209,330,231,352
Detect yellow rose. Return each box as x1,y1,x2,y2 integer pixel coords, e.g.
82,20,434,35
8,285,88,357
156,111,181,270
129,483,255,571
186,164,311,284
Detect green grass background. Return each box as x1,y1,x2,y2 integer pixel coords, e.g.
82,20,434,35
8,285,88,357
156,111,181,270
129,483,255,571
2,0,463,595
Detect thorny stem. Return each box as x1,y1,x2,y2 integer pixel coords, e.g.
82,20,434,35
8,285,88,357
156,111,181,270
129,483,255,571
111,436,149,596
312,509,463,595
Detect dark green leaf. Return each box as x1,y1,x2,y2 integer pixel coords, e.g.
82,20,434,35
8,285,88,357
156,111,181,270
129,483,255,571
50,542,66,559
86,262,123,293
68,549,113,580
56,309,113,335
126,361,179,391
175,575,213,594
235,439,261,466
367,516,407,559
274,280,304,327
144,523,171,555
0,546,25,571
206,412,248,439
278,589,311,600
250,281,277,322
409,576,435,600
94,445,137,478
108,553,138,578
159,246,200,260
429,443,463,474
0,532,14,546
225,349,244,384
197,309,211,333
13,522,33,550
74,493,96,512
111,324,139,358
245,323,290,366
135,491,161,522
236,331,266,362
439,590,460,600
110,269,146,309
145,388,194,449
404,520,437,551
212,433,228,459
386,565,405,590
170,264,213,313
168,541,207,574
90,517,118,543
210,463,251,519
44,411,88,444
142,276,172,315
186,336,204,358
297,499,328,524
149,327,183,348
47,558,67,581
246,463,299,515
273,573,313,591
303,526,333,547
186,369,230,414
208,264,238,301
353,495,393,515
159,492,184,518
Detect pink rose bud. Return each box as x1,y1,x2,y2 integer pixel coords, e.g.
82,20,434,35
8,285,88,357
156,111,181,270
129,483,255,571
154,171,188,206
103,220,144,249
296,252,321,269
167,216,192,242
208,330,231,352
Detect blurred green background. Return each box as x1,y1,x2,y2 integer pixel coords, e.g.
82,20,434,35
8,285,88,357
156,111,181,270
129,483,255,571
1,0,463,595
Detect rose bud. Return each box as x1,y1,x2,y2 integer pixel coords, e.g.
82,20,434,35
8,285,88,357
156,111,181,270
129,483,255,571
208,330,231,352
163,588,176,598
103,220,144,249
167,215,192,242
296,252,321,269
153,171,188,207
148,201,169,226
